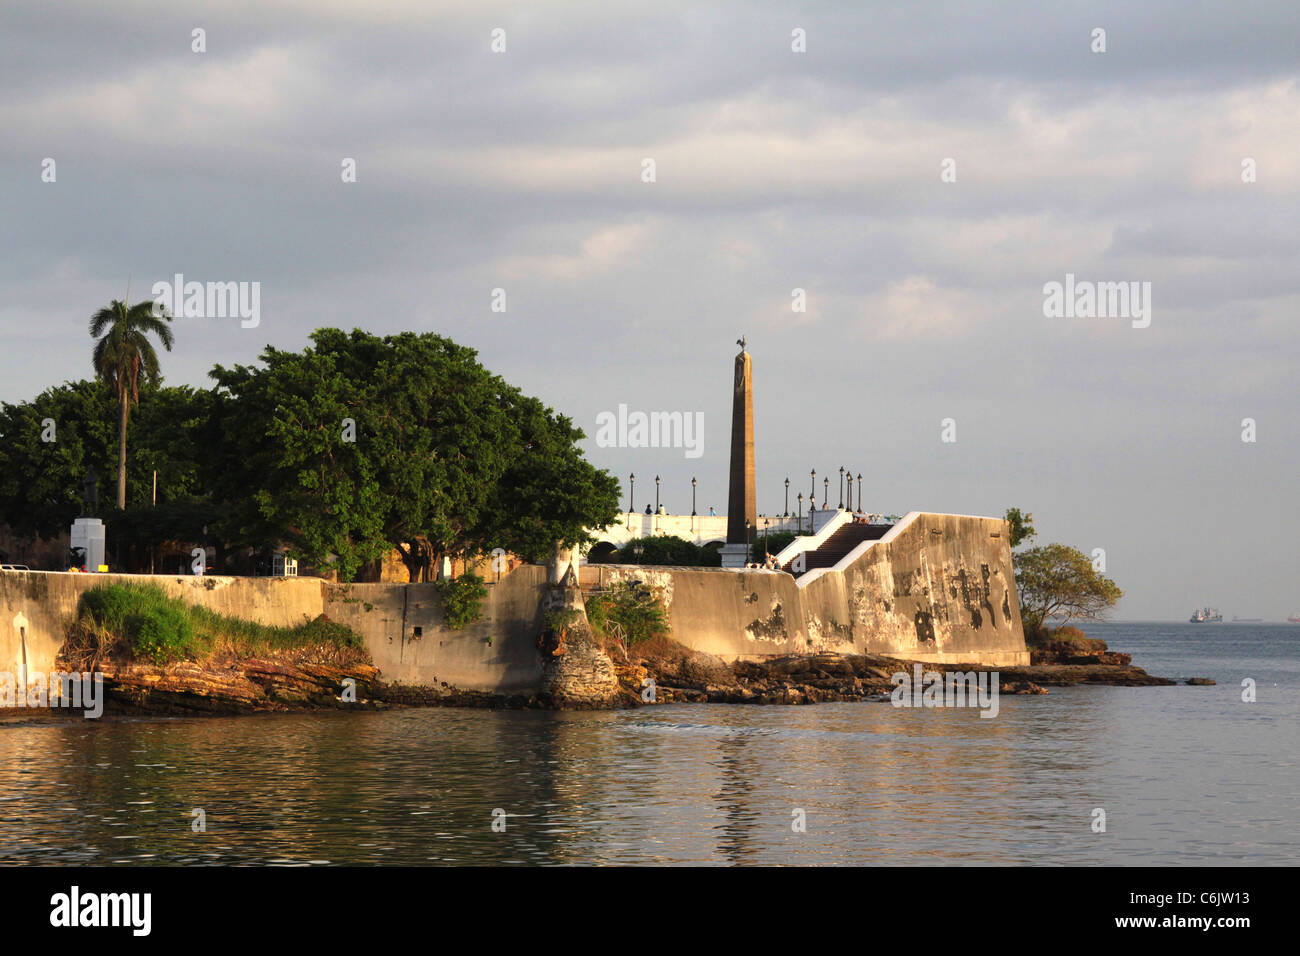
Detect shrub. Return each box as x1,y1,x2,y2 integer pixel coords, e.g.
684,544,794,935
434,572,489,629
70,583,363,666
130,602,199,664
618,535,709,566
586,580,670,649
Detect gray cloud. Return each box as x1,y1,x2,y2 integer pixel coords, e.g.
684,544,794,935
1,0,1296,619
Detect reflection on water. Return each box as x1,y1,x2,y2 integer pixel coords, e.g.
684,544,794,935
0,624,1296,865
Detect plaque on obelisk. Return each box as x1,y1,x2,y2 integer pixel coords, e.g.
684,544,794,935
722,339,756,568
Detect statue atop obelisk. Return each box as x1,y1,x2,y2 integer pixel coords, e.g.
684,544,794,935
723,337,756,565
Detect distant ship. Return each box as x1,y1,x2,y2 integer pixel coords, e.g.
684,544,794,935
1189,607,1223,623
1288,612,1300,624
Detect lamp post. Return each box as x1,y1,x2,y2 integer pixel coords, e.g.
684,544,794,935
847,471,854,512
654,475,660,513
823,477,829,508
797,492,804,533
857,473,862,514
745,519,752,563
810,469,816,502
629,473,635,513
784,477,790,517
691,476,697,516
839,466,845,509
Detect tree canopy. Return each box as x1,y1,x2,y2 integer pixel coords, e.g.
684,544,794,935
1004,507,1122,636
1004,507,1036,548
2,327,620,582
0,380,211,542
208,328,620,581
1014,543,1123,635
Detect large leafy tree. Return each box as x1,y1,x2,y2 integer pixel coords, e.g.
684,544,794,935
209,341,387,581
1014,543,1123,635
0,382,214,561
481,392,620,563
1005,508,1121,637
0,380,115,539
90,299,175,509
210,328,620,582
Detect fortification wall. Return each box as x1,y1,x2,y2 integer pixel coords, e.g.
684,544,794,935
2,512,1023,700
323,566,546,693
0,571,326,680
587,512,1027,666
0,567,549,696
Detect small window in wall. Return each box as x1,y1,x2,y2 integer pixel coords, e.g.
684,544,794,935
413,626,423,637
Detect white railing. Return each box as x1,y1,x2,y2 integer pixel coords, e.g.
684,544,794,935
771,509,854,570
796,512,921,587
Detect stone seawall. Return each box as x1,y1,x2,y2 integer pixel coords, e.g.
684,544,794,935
321,567,546,694
2,512,1025,704
0,568,547,696
0,571,326,684
583,512,1028,667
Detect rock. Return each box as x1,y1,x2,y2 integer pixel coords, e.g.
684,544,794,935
997,663,1175,687
95,656,381,715
1185,677,1216,686
999,681,1049,695
1029,635,1108,665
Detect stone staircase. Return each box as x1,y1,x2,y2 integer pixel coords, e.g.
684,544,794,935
783,521,892,577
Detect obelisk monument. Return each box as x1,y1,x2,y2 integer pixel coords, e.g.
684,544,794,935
722,338,756,568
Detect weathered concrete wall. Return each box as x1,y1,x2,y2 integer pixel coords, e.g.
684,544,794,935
0,571,326,680
1,567,550,696
323,566,546,693
585,512,1027,666
3,512,1023,698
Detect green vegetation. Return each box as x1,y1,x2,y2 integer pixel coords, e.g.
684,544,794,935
0,381,215,550
1004,508,1036,548
67,583,362,666
1,327,622,580
1004,508,1122,639
1027,624,1096,650
1014,543,1123,636
433,572,489,629
613,535,720,566
89,298,176,510
585,580,671,649
210,329,621,581
597,529,796,567
540,606,584,636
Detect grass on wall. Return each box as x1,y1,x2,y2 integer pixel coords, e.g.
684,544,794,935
64,582,365,667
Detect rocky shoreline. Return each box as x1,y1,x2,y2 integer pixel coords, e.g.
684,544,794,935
608,645,1188,707
0,633,1213,720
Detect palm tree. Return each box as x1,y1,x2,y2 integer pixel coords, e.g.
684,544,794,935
90,299,175,509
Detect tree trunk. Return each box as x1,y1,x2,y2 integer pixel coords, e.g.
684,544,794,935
396,541,422,583
117,396,129,509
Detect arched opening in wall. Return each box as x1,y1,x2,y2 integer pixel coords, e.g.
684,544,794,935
587,541,620,564
699,540,725,567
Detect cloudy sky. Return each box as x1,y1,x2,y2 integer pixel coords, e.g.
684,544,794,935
2,0,1296,619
